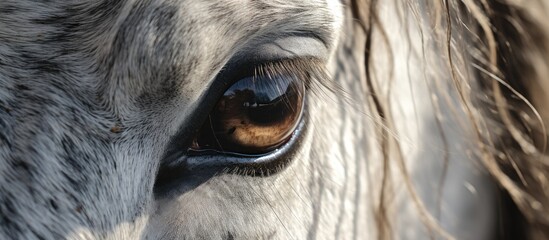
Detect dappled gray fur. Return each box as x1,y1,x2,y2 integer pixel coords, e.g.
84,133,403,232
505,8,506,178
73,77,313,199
1,0,548,239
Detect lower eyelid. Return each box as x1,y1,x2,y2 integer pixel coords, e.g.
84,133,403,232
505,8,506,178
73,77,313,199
186,114,308,168
154,117,306,195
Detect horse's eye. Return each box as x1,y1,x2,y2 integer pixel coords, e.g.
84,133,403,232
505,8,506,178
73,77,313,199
190,73,305,155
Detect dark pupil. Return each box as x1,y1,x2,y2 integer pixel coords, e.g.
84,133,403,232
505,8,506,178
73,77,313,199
194,74,304,154
243,81,297,125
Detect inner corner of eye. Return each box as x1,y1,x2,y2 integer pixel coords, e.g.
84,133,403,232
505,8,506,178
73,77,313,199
189,67,306,155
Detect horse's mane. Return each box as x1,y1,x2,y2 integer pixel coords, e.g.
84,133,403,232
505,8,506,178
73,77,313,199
352,0,549,238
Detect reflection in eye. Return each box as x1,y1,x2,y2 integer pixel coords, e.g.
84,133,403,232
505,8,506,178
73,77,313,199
191,72,305,155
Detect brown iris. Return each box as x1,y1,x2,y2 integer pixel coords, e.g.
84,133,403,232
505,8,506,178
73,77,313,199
191,74,305,154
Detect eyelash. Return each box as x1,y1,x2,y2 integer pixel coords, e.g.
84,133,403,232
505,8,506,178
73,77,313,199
251,57,332,96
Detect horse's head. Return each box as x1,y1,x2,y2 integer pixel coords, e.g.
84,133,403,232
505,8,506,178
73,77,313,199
1,0,549,239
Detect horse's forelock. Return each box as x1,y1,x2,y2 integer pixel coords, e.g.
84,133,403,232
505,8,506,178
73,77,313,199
353,0,549,237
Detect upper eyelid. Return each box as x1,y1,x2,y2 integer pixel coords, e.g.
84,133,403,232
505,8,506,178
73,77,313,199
235,35,330,63
215,56,324,88
252,58,327,89
214,34,331,91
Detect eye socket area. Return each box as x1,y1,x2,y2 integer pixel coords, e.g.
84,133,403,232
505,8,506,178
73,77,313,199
190,68,306,155
154,58,327,193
